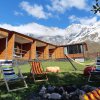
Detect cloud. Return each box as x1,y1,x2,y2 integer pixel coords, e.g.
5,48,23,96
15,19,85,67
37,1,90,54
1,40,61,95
0,22,66,36
14,11,24,16
47,0,89,13
20,1,52,19
96,12,100,17
69,15,98,25
68,15,77,22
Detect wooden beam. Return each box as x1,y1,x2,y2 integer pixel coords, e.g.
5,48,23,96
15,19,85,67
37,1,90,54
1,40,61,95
44,44,49,59
7,33,15,60
0,30,8,37
15,34,33,44
30,41,36,59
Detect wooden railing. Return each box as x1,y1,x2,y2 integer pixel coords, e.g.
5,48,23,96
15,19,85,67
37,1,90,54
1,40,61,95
13,48,28,59
36,51,55,60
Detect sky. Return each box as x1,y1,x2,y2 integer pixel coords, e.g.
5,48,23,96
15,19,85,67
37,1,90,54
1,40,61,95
0,0,100,36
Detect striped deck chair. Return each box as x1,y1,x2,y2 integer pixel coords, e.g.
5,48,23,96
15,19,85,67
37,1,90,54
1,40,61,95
80,88,100,100
88,57,100,82
29,60,48,82
0,60,28,92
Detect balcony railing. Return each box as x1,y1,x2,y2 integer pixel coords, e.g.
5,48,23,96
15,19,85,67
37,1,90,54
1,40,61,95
36,51,55,60
13,48,28,59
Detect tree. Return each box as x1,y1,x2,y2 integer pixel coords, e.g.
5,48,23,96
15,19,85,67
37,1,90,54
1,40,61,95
91,0,100,14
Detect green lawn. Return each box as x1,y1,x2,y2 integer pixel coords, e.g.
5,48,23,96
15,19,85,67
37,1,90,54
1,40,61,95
14,58,95,73
0,59,98,100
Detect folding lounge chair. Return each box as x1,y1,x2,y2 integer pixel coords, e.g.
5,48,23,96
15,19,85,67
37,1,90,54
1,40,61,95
0,60,28,92
29,60,48,82
88,57,100,82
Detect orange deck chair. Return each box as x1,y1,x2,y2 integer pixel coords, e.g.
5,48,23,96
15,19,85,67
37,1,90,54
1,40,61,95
29,60,48,82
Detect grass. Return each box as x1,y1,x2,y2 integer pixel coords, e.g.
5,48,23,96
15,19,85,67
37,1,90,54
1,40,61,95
0,59,99,100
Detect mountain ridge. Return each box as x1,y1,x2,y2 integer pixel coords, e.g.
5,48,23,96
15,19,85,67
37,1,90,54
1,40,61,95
28,23,100,46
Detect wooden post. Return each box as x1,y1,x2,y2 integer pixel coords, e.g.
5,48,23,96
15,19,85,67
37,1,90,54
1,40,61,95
82,44,85,59
5,37,8,60
7,33,15,60
54,47,64,59
43,44,49,59
54,47,58,59
30,41,36,60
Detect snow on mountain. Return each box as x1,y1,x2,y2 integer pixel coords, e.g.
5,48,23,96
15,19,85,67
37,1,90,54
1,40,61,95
68,23,100,44
36,23,100,45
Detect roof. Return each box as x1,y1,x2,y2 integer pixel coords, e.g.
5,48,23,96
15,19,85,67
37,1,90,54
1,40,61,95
59,42,86,47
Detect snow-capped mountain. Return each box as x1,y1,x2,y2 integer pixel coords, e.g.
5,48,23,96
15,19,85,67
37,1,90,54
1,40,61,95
34,23,100,46
67,23,100,44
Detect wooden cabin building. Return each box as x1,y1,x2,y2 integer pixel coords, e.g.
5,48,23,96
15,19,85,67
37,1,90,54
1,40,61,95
13,33,35,60
61,43,88,62
0,27,88,61
0,28,36,60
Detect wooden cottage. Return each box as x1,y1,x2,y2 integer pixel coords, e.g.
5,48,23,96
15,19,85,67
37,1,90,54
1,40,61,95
0,28,36,60
0,27,88,61
61,43,88,62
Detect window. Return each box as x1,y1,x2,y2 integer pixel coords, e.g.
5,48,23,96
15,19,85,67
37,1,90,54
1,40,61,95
66,44,83,54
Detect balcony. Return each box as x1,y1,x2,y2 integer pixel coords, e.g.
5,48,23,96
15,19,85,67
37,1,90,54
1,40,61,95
13,48,28,59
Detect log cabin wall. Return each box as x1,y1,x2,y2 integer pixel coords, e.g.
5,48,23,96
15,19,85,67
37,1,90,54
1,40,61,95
7,33,15,60
60,47,65,58
62,43,87,59
30,41,36,59
44,45,49,59
0,38,6,59
55,47,65,59
67,53,84,59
